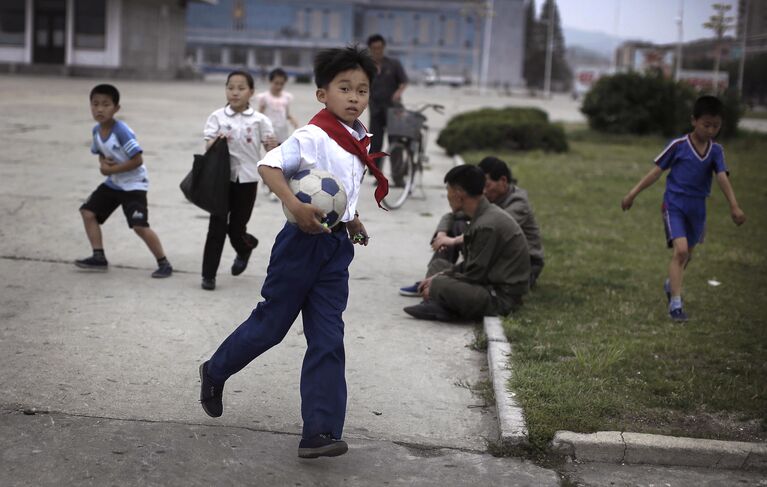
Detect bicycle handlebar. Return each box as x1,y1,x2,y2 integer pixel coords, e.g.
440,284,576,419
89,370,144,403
415,103,444,115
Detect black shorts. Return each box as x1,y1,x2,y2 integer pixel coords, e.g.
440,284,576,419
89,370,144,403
80,183,150,228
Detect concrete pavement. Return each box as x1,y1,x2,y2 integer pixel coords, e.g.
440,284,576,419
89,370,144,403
1,410,553,487
3,74,765,486
0,75,561,485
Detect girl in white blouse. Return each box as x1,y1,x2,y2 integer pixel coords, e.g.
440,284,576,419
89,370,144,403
201,70,277,290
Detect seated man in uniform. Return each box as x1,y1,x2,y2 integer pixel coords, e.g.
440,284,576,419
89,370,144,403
403,165,530,322
399,156,544,296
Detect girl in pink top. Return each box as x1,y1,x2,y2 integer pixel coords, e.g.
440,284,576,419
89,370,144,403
256,68,299,144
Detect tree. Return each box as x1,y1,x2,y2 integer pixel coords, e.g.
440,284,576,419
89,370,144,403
525,0,571,90
522,0,539,86
703,3,735,94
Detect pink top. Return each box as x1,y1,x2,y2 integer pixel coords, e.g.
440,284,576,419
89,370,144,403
256,90,294,143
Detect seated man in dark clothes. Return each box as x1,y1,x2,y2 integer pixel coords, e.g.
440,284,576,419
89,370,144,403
399,156,544,298
404,165,530,322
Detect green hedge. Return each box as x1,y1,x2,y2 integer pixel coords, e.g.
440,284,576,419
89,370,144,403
581,71,744,138
436,107,568,155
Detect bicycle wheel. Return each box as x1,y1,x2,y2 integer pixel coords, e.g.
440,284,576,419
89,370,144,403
381,141,415,210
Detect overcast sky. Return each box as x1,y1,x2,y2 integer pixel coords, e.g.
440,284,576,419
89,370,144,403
535,0,739,44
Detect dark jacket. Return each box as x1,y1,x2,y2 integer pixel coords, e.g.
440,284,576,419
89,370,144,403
446,197,530,308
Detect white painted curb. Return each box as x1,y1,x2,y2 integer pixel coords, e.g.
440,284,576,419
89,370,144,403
483,316,528,446
551,430,767,471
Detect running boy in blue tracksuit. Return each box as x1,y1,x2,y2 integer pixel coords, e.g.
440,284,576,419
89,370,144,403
621,95,746,321
198,46,389,459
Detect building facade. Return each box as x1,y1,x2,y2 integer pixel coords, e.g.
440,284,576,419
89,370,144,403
186,0,528,87
739,0,767,54
0,0,213,78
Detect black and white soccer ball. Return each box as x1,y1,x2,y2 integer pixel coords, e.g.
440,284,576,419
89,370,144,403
283,169,348,228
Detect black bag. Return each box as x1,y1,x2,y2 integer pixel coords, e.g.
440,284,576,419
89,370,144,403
180,137,231,216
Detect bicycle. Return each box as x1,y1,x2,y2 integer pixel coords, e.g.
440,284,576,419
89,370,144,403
381,103,444,209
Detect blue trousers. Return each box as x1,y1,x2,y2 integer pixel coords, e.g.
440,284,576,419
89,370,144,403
207,223,354,439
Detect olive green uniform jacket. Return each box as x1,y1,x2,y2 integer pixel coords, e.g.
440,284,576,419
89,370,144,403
430,197,530,319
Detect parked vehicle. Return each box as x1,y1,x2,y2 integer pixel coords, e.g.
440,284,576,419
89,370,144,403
422,68,469,87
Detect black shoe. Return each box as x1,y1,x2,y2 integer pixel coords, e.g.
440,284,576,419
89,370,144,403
201,278,216,290
231,253,250,276
199,361,223,417
75,256,108,271
403,301,457,322
151,262,173,278
232,236,258,276
298,434,348,459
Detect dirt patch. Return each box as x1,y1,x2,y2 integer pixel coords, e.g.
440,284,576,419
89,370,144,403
618,410,766,443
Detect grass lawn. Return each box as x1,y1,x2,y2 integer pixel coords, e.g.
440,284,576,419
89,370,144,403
462,128,767,452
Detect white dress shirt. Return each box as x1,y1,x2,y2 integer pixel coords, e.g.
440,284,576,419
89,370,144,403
258,120,369,222
204,105,275,183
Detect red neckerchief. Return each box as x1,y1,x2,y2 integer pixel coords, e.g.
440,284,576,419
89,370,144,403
309,108,389,209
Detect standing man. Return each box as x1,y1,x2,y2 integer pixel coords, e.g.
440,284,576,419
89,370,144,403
367,34,408,171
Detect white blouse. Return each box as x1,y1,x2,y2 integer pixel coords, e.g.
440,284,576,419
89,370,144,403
204,105,275,183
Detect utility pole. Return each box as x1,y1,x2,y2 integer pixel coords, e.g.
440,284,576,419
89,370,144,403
612,0,621,73
479,0,494,92
674,0,684,82
543,0,555,98
737,0,750,96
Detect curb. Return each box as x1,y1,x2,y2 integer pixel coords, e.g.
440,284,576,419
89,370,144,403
483,316,528,446
551,430,767,471
483,316,767,471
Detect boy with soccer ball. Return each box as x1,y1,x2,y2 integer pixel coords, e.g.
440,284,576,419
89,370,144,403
621,95,746,322
198,45,388,459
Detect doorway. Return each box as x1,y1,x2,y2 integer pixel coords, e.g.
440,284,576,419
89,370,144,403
33,0,67,64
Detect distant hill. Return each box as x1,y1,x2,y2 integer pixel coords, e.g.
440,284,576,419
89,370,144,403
563,26,625,58
566,45,611,68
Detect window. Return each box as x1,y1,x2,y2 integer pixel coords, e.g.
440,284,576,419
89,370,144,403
418,16,430,44
444,18,457,45
204,46,221,65
0,0,26,46
294,9,306,36
230,46,247,66
282,48,300,67
75,0,105,49
255,48,274,66
392,16,403,44
328,12,341,40
367,15,379,36
310,9,322,37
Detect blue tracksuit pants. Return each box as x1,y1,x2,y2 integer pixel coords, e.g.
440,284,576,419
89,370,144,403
207,223,354,439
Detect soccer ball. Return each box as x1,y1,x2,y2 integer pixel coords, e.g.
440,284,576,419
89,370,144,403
283,169,348,228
